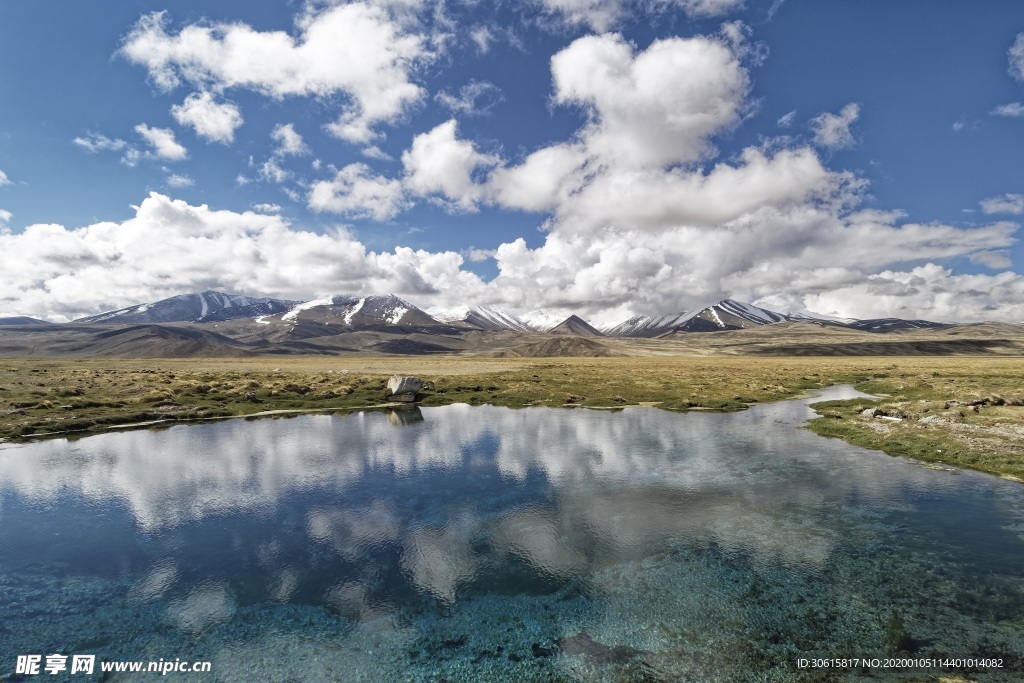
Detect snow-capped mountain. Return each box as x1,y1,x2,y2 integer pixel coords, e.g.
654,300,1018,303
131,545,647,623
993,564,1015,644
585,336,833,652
75,291,300,324
670,299,788,332
64,291,954,341
783,310,858,324
427,304,532,332
275,294,441,327
520,310,575,332
600,312,692,337
602,299,790,336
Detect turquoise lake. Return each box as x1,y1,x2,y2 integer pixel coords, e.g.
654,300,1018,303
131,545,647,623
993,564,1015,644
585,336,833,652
1,386,1022,681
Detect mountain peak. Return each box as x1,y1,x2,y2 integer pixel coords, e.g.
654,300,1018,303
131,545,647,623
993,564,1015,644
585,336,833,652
279,294,440,327
548,315,604,337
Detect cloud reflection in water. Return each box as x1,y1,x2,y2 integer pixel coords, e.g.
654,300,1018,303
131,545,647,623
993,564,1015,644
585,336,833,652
0,389,966,612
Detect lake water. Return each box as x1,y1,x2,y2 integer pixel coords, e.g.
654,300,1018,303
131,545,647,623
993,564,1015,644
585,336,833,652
1,386,1022,682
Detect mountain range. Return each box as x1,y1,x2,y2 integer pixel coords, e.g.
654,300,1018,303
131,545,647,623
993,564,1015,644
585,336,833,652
1,290,1012,358
1,290,954,336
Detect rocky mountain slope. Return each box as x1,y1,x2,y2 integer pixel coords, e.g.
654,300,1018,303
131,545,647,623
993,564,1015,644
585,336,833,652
548,315,605,337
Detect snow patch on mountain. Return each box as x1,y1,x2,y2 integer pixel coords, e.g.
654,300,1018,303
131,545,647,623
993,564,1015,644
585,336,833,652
387,305,408,325
283,296,334,322
427,305,470,323
428,304,532,331
521,310,572,332
344,298,366,325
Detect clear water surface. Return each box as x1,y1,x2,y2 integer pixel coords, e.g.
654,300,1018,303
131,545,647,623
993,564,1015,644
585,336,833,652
1,386,1022,682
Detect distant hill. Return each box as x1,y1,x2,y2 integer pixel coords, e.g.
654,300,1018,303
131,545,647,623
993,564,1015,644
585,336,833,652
0,317,49,326
0,323,251,358
494,336,615,357
549,315,604,337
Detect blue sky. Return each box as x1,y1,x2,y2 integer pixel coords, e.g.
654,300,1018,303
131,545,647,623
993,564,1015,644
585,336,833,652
1,0,1023,323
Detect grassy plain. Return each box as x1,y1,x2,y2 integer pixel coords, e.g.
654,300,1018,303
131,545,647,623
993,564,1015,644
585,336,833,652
1,355,1022,480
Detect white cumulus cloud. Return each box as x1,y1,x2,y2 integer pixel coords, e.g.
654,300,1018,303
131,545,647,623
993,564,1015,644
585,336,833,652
121,4,430,143
171,92,244,144
551,32,749,168
401,120,500,210
810,103,860,150
271,123,309,157
308,163,408,220
134,124,188,161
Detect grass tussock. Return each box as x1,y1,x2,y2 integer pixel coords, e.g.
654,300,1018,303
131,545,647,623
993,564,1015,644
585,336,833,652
0,356,1022,481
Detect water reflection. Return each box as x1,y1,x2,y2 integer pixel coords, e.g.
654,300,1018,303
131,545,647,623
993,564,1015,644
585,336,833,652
1,388,1022,681
0,388,987,589
0,387,949,534
387,407,424,426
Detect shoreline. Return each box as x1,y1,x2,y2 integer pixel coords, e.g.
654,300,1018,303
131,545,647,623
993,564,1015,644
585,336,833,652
1,355,1022,481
